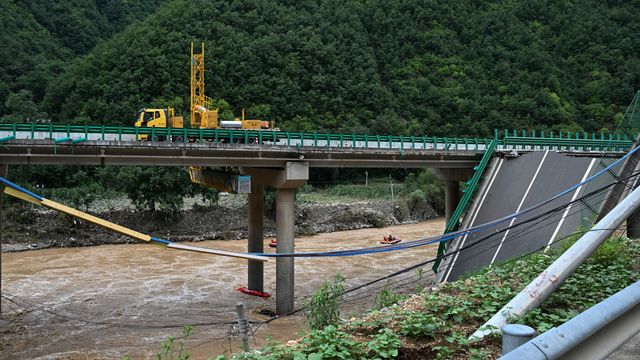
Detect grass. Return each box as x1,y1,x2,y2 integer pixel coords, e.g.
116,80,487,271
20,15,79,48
297,183,405,204
215,234,640,359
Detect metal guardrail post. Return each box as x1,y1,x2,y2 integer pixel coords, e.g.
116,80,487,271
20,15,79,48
499,280,640,360
502,324,536,355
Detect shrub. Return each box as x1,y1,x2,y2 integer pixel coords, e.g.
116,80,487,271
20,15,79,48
299,325,364,359
408,189,427,217
373,285,408,310
304,273,346,330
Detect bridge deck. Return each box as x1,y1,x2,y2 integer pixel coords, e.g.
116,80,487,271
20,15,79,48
0,139,482,168
0,123,633,168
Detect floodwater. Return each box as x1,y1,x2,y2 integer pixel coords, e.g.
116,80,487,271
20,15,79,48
1,218,444,359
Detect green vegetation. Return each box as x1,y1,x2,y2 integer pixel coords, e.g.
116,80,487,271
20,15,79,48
155,324,192,360
218,235,640,359
216,325,401,360
297,183,404,204
402,170,445,214
298,170,445,215
304,273,346,330
373,285,408,310
125,324,192,360
2,0,638,137
0,0,165,120
8,165,217,214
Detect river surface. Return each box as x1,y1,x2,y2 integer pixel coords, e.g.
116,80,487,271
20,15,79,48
1,218,444,359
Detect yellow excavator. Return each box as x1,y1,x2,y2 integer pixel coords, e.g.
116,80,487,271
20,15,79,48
134,42,271,141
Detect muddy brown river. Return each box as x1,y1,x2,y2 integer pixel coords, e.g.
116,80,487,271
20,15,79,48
1,218,444,359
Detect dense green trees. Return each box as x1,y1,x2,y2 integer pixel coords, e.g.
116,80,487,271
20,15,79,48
3,0,639,136
28,0,640,136
0,0,166,120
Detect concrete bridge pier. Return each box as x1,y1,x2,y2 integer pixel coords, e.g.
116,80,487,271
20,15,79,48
434,168,473,224
444,181,460,223
275,188,295,314
247,183,264,292
242,162,309,314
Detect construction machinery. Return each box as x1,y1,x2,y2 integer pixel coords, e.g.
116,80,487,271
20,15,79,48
133,42,270,194
134,42,272,141
133,107,184,141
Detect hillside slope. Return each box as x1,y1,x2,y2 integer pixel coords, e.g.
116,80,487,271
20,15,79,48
5,0,640,136
0,0,166,118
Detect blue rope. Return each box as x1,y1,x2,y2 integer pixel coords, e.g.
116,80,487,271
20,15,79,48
150,237,171,245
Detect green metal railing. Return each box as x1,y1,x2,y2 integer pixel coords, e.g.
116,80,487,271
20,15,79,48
0,122,635,152
0,123,495,151
495,129,634,152
433,140,498,272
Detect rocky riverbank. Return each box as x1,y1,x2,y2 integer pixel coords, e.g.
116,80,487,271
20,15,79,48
2,199,437,252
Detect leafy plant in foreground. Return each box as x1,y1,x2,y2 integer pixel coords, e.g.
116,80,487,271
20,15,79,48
155,324,192,360
366,328,401,360
400,311,443,338
304,273,346,330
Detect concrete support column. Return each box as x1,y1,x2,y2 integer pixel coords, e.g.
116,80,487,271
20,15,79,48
445,180,460,224
247,183,264,292
275,188,295,315
241,162,308,315
434,168,472,225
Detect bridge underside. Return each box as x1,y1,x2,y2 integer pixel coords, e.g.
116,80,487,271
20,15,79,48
0,140,481,168
437,151,624,282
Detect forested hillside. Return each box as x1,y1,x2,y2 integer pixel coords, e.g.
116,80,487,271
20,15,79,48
0,0,166,119
3,0,640,137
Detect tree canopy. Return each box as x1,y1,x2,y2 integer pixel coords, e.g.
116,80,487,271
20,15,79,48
2,0,639,137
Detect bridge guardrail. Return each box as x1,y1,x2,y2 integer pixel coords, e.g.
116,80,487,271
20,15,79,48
0,123,494,151
502,136,634,152
0,123,634,152
496,128,634,152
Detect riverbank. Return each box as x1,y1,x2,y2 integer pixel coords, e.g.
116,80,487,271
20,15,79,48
2,197,437,252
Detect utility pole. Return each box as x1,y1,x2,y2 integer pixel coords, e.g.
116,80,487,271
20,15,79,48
235,303,250,352
389,174,394,201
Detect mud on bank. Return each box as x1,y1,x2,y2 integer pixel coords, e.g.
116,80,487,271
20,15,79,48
2,200,436,252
